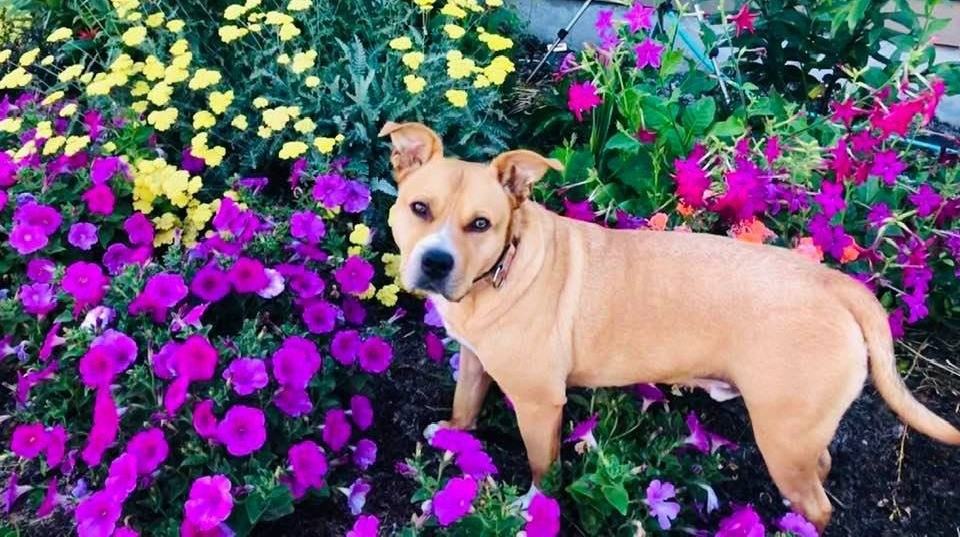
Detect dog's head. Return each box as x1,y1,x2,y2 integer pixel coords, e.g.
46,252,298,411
380,121,562,301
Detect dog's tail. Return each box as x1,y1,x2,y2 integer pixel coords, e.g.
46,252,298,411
835,275,960,445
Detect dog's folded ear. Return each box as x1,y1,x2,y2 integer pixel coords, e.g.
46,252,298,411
491,150,564,205
379,121,443,180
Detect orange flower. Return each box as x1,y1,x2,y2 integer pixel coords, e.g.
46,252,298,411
676,202,695,218
840,240,860,264
794,237,823,263
648,212,668,231
731,218,775,244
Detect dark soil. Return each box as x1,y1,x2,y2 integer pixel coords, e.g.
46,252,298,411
256,326,960,537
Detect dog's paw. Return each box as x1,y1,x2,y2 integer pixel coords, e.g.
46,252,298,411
510,484,540,510
423,421,445,441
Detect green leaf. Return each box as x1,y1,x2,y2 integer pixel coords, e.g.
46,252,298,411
709,115,745,138
604,132,641,155
601,484,630,515
681,98,716,135
846,0,871,31
659,50,685,77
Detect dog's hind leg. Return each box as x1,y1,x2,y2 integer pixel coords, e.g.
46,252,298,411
443,347,492,431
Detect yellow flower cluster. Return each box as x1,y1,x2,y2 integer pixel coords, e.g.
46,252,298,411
131,158,215,247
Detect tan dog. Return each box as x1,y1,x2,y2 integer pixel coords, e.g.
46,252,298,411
379,121,960,531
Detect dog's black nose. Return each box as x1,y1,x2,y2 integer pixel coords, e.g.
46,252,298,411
421,249,454,280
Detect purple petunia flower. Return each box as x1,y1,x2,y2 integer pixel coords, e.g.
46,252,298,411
302,300,339,334
27,258,55,283
432,476,478,526
524,493,561,537
323,409,352,452
633,383,665,412
342,181,371,213
777,512,819,537
716,505,766,537
335,256,374,295
353,439,377,470
358,337,392,374
342,479,371,516
455,448,497,478
75,490,121,537
127,427,169,475
191,263,230,302
350,395,374,431
9,224,49,254
290,211,326,244
644,480,681,530
124,212,154,245
184,475,233,531
216,405,266,457
68,222,99,250
565,414,598,448
312,173,349,208
346,515,379,537
331,330,361,366
430,429,483,454
90,156,127,184
286,440,328,499
274,386,314,417
228,257,269,294
19,282,57,316
223,358,269,396
271,336,321,390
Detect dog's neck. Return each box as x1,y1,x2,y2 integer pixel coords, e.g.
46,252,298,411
431,202,554,338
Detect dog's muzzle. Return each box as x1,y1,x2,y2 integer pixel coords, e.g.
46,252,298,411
416,248,454,293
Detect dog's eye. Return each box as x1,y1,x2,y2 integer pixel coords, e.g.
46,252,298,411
410,202,430,219
468,217,491,232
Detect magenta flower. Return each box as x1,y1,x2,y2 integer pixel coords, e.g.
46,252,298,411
850,130,878,154
164,376,190,417
10,423,47,459
274,386,314,417
777,512,818,537
82,184,116,215
433,476,478,526
175,335,219,382
716,505,766,537
342,478,371,515
45,425,68,469
567,81,601,122
524,493,561,537
347,515,380,537
303,300,339,334
27,258,55,283
425,331,445,363
866,203,892,227
870,98,924,139
272,336,321,389
79,345,117,388
624,2,654,33
331,330,361,366
9,224,49,254
683,412,735,454
124,212,154,245
81,388,119,467
674,153,711,208
634,37,664,69
358,336,392,374
353,439,377,470
151,341,179,380
343,181,372,213
193,400,219,441
563,198,595,222
19,282,57,316
323,409,352,452
62,261,108,309
92,329,138,371
36,476,59,518
185,475,234,531
814,181,845,218
104,452,138,500
594,9,614,37
729,3,756,36
830,99,861,126
909,184,942,218
14,202,62,234
130,273,188,322
67,222,99,250
350,395,374,431
889,308,906,339
312,173,349,208
430,429,483,454
191,264,231,302
127,428,169,475
40,323,66,361
644,480,681,530
83,109,104,139
342,296,367,325
455,449,497,478
216,405,266,457
113,528,139,537
223,358,269,396
228,257,269,293
75,490,121,537
290,211,326,244
90,156,126,184
278,264,325,298
335,256,375,295
287,440,328,499
870,150,907,186
256,268,285,298
565,414,598,448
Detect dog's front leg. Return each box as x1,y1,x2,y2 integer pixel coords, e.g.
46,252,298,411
514,400,563,485
443,347,491,431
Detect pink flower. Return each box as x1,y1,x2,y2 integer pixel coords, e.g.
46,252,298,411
303,300,339,334
79,345,117,388
223,358,269,395
274,386,313,417
565,414,598,448
287,440,328,499
350,395,374,431
346,515,380,537
151,341,180,380
524,493,561,537
62,261,108,310
290,211,326,244
830,99,861,126
45,425,68,468
331,330,361,366
36,476,59,518
683,412,736,454
104,452,138,500
567,81,601,122
81,388,119,467
777,512,819,537
323,409,352,452
728,3,756,36
113,528,139,537
191,264,231,302
335,256,375,295
9,224,49,254
216,405,266,457
164,376,190,416
563,198,595,222
674,153,710,208
455,449,497,478
623,2,654,33
27,258,55,283
19,282,57,316
869,150,907,186
633,383,665,412
358,337,392,374
431,428,483,454
353,439,378,470
425,332,445,363
184,475,234,531
909,184,942,218
75,490,121,537
124,212,154,245
228,257,269,293
272,336,321,389
90,156,126,184
82,184,116,215
175,335,219,382
634,37,664,69
129,273,188,321
40,323,66,361
14,202,62,234
870,98,924,139
127,428,169,475
432,476,478,526
91,329,138,371
193,400,219,441
644,480,681,530
716,505,766,537
10,423,47,459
